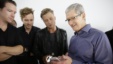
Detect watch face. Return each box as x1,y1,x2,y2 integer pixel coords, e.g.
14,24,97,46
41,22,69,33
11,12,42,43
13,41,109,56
46,56,52,62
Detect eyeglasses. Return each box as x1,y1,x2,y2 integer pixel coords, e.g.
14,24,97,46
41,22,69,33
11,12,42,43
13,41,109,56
65,14,81,22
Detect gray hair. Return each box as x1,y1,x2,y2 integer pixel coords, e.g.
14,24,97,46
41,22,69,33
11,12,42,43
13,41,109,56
65,3,85,15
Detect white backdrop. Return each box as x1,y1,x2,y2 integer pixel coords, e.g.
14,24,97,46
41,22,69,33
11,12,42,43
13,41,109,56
14,0,113,45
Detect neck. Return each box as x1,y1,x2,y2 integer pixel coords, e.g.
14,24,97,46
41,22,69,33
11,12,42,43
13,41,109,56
76,22,86,32
48,26,56,33
0,18,7,31
25,27,32,34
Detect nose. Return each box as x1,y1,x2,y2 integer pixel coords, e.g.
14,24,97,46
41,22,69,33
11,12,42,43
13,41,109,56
68,20,74,26
11,12,15,19
48,20,52,24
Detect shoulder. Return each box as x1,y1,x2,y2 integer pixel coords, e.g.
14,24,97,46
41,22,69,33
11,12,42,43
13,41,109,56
9,24,18,31
8,24,20,35
89,28,105,37
32,26,40,30
36,28,46,36
88,28,109,44
57,27,66,33
17,26,23,30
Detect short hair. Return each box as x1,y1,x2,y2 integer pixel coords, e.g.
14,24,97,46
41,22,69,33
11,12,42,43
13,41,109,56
40,8,54,18
0,0,16,9
65,3,85,15
20,7,34,20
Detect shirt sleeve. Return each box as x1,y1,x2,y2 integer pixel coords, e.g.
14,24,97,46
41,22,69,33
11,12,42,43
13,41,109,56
93,33,112,64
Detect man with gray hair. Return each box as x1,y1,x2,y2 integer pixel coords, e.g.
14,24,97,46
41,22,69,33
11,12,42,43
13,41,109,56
51,3,112,64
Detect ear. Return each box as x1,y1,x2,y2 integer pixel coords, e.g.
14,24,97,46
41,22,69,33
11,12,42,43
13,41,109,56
82,12,86,20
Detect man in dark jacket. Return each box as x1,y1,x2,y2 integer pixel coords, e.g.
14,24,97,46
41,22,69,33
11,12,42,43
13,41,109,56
33,8,68,64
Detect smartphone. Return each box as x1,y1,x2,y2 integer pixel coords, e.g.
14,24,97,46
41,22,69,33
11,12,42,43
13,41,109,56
50,57,60,61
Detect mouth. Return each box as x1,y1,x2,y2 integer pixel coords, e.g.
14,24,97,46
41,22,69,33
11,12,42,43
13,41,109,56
48,24,52,27
72,24,76,28
27,25,31,27
9,18,13,22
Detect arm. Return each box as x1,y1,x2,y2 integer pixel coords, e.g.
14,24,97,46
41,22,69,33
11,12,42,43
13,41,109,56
0,53,12,61
62,31,68,54
0,45,23,56
0,45,23,61
33,32,44,63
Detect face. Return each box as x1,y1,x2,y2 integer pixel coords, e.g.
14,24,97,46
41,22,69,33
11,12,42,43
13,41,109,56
0,2,16,23
22,13,34,29
66,10,86,32
42,12,56,29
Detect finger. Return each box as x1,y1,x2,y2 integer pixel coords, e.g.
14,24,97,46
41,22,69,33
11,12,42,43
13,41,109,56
65,52,68,56
62,55,69,59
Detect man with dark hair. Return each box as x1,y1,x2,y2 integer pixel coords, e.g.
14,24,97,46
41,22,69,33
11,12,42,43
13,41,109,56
0,0,24,64
33,8,68,64
17,7,40,64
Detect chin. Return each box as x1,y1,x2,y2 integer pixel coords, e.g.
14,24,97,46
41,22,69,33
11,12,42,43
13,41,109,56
73,29,78,32
26,26,31,29
7,20,12,23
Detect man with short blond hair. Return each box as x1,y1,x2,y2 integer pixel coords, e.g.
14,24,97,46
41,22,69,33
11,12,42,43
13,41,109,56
17,7,40,64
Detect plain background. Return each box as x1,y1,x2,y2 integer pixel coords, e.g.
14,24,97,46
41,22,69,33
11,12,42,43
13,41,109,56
14,0,113,45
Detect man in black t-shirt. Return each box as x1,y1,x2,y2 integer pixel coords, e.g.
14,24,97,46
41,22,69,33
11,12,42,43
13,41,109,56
0,0,23,64
17,7,40,64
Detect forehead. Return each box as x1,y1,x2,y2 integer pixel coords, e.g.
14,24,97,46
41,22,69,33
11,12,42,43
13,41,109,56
42,12,54,18
66,10,77,18
4,2,16,11
23,13,34,19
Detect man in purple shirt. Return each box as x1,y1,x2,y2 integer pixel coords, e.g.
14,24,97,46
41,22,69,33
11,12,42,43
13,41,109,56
51,3,112,64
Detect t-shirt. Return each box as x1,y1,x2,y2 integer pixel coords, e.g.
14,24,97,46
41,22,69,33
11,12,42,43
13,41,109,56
0,24,23,64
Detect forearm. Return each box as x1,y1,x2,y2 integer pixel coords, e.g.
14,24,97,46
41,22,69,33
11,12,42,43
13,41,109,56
0,53,12,61
4,45,23,55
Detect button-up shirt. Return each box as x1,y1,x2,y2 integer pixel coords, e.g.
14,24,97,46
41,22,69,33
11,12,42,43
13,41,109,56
69,24,112,64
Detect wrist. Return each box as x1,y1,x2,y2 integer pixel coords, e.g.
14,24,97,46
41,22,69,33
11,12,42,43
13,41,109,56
23,47,28,52
2,46,8,53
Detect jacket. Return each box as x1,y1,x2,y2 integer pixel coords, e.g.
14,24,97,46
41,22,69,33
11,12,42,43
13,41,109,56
33,27,68,64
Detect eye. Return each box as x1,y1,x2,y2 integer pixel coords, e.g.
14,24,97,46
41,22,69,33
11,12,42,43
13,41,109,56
30,19,33,21
7,9,12,12
72,16,76,20
24,19,29,21
65,19,70,22
50,17,53,20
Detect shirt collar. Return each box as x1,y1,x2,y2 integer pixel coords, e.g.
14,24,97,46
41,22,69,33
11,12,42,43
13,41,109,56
22,25,33,34
74,24,91,35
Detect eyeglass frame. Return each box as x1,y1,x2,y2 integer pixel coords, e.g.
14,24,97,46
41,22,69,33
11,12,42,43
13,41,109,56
65,13,81,22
